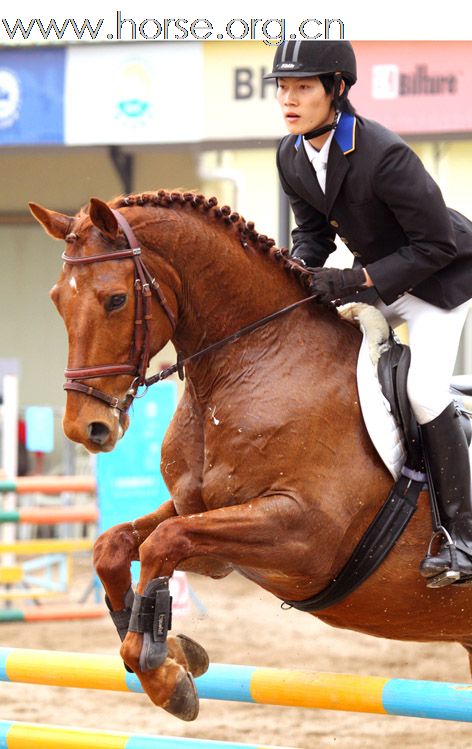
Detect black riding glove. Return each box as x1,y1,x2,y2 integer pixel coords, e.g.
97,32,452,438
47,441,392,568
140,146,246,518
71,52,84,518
309,267,366,304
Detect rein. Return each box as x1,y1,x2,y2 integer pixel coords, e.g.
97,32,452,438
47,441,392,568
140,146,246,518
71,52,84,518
146,293,318,386
63,209,318,412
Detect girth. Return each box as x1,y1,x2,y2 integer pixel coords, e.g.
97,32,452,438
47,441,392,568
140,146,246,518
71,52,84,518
284,471,424,612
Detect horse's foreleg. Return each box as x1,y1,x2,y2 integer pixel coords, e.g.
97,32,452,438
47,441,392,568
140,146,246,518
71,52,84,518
121,495,307,719
94,499,231,613
93,499,209,687
93,499,177,616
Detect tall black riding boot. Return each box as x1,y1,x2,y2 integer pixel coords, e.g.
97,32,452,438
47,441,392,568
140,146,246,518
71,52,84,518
419,402,472,584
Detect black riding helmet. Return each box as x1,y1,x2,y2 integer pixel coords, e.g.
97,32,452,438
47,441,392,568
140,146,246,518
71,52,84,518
266,40,357,139
265,40,357,84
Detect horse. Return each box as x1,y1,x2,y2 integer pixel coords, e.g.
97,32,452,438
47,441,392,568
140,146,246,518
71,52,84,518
29,190,472,721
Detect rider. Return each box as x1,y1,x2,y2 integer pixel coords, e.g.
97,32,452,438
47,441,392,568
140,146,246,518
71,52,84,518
266,39,472,586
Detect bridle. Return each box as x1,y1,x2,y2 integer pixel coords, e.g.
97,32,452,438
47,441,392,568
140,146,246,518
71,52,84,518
62,208,320,414
62,209,176,413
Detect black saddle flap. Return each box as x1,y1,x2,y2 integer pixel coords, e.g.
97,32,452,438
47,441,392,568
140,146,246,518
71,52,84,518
377,336,422,471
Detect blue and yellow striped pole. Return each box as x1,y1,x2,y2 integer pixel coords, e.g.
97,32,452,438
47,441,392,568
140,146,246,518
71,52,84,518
0,720,295,748
1,646,472,722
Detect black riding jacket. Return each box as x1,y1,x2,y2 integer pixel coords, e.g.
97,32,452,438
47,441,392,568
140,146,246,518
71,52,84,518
277,111,472,309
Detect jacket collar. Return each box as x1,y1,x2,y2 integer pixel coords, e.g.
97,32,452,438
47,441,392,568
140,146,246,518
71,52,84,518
293,112,357,155
293,112,357,215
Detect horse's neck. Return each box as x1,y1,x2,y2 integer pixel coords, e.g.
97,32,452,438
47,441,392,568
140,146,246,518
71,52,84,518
145,213,305,357
140,208,357,410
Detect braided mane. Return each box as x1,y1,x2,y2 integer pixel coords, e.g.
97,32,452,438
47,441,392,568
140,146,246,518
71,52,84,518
110,190,312,294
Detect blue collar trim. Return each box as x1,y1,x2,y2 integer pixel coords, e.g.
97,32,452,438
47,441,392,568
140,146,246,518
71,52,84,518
293,112,356,155
334,112,356,155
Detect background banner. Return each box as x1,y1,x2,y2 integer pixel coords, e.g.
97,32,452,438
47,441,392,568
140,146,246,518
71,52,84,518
0,47,65,145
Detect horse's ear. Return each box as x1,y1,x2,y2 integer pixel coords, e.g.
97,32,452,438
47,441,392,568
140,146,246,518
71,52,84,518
89,198,118,241
29,203,73,240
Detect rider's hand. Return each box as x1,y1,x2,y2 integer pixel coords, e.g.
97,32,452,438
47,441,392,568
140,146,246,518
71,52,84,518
309,267,367,303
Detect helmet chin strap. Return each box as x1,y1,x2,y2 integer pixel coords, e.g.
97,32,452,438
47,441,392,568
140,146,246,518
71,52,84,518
303,112,338,141
303,72,342,141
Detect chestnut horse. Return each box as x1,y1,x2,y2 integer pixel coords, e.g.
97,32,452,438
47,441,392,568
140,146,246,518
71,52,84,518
30,191,472,721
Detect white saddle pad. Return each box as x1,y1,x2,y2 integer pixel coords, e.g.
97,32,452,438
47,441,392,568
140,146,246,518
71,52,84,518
338,303,406,480
357,334,406,479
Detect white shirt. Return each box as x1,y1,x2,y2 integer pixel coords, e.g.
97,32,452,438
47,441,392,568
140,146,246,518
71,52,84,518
303,128,336,194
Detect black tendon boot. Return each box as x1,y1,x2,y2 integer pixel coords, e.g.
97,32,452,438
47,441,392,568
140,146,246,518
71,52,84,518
420,402,472,585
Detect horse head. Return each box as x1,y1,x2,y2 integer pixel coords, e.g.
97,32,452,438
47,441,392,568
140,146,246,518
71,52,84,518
29,197,179,453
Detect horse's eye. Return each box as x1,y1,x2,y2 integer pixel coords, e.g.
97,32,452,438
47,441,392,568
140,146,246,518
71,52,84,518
106,294,127,311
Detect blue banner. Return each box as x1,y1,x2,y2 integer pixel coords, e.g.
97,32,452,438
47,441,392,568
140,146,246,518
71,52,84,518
96,381,177,534
24,406,55,453
0,48,65,145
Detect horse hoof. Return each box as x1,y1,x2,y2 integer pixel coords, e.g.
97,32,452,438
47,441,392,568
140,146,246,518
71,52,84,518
176,634,209,677
163,671,199,721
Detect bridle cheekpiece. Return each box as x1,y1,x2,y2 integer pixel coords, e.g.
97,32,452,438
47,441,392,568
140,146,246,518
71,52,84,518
62,209,176,413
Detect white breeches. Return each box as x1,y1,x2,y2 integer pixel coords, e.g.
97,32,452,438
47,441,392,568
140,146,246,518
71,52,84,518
374,294,471,425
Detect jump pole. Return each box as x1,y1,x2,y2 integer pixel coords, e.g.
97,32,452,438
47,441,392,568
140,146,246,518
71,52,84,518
0,475,96,495
0,538,93,554
0,504,98,524
0,605,104,623
1,646,472,723
1,375,18,568
0,720,297,749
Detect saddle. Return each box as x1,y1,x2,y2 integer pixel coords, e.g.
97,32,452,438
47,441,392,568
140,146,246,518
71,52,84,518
450,380,472,442
377,335,422,471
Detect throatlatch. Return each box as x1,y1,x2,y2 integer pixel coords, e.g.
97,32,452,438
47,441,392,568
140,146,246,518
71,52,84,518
128,577,173,671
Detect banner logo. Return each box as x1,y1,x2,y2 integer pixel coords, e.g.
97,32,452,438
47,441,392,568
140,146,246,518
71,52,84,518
372,64,458,100
116,59,152,120
0,68,21,129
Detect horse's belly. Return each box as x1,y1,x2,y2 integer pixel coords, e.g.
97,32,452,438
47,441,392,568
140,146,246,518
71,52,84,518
235,566,321,602
312,505,472,643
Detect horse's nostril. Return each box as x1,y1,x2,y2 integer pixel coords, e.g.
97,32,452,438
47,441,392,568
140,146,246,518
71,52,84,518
87,421,111,446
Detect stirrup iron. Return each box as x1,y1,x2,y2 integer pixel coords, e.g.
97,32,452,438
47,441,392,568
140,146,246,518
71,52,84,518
424,528,461,589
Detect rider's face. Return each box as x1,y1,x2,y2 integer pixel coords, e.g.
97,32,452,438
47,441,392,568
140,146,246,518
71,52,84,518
276,76,335,137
